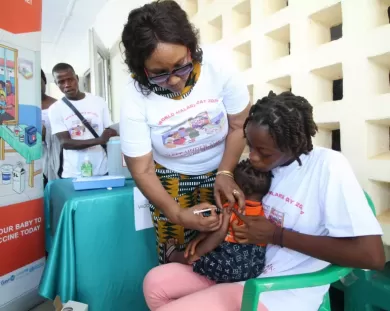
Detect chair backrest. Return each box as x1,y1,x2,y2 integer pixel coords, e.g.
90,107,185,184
364,191,376,216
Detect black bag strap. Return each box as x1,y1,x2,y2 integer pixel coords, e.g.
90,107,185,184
62,96,107,153
58,148,64,178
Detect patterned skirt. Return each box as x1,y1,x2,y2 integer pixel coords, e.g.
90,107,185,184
153,163,216,264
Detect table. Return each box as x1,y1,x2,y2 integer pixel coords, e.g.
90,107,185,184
39,179,158,311
0,124,42,187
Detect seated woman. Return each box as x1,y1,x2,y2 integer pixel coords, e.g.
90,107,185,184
143,91,385,311
164,159,271,283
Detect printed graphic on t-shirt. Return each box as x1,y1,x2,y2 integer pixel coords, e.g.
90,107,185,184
69,119,99,138
161,111,226,149
262,263,274,275
268,208,285,227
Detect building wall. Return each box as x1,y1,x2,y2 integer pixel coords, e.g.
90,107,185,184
93,0,151,123
98,0,390,243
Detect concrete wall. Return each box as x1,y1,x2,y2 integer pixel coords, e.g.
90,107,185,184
182,0,390,244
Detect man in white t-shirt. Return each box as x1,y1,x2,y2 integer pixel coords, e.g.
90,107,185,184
48,63,117,178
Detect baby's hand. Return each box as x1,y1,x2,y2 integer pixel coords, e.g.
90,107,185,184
184,232,208,259
221,208,231,232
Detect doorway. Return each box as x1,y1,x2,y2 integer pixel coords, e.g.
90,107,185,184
88,28,112,113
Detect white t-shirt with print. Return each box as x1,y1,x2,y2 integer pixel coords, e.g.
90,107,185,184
48,93,113,178
120,46,249,175
245,147,383,311
42,109,50,155
42,109,50,176
42,109,51,133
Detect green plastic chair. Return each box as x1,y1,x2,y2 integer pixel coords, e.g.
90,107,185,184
240,191,375,311
331,193,390,311
338,264,390,311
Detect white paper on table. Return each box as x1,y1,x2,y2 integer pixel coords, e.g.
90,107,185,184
133,187,153,231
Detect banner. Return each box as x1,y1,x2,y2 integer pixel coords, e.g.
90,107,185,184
0,1,44,310
2,0,42,34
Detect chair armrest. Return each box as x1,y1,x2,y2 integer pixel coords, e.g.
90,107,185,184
241,265,352,311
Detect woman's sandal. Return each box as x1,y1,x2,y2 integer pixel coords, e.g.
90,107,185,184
162,238,178,263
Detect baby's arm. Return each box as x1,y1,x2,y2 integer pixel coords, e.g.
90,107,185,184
188,210,231,263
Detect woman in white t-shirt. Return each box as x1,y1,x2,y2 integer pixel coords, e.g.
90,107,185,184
143,91,385,311
41,70,59,186
120,0,250,264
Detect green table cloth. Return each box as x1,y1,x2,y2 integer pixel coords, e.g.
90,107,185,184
39,179,158,311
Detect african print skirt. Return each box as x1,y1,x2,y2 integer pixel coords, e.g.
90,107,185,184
153,163,216,264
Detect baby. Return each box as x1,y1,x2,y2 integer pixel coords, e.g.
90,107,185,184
163,159,272,283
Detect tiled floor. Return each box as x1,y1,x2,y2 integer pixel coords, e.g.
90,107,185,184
30,301,54,311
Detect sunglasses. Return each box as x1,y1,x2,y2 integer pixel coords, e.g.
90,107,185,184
144,62,194,85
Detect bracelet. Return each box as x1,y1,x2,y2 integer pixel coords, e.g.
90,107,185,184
272,226,285,247
216,170,234,179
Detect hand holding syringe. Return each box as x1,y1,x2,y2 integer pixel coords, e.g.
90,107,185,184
193,205,222,217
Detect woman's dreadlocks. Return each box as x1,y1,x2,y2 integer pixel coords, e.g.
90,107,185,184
244,91,318,165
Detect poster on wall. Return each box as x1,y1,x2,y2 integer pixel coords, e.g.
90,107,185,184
0,42,44,310
0,1,44,310
0,44,42,194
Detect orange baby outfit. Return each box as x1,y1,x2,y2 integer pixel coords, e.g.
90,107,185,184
224,200,266,247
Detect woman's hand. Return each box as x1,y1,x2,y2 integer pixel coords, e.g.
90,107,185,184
231,211,277,244
177,203,222,232
214,174,245,212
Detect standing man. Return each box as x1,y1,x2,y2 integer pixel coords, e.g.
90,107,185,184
48,63,117,178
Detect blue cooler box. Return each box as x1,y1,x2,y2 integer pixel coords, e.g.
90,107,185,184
72,175,125,191
24,126,37,146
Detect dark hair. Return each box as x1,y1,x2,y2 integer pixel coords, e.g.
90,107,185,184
121,0,203,95
41,69,47,84
244,91,318,165
52,63,75,75
234,159,272,199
